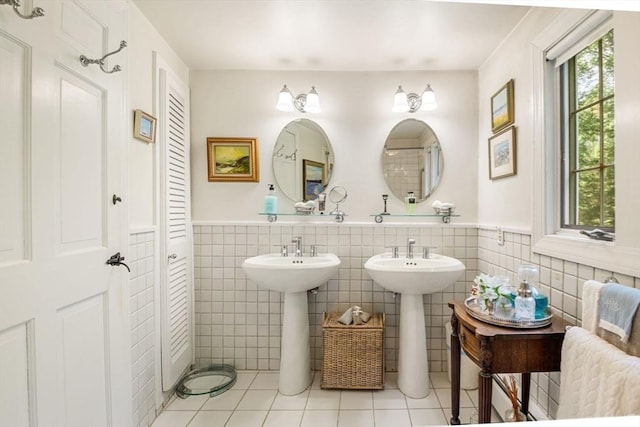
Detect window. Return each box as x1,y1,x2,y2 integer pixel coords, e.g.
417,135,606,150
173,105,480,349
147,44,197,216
559,29,614,231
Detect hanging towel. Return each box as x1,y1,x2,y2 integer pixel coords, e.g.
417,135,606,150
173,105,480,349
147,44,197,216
599,284,640,343
582,280,607,333
557,326,640,419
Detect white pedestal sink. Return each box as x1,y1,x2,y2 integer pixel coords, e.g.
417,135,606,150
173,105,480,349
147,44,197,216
242,253,341,395
364,253,465,398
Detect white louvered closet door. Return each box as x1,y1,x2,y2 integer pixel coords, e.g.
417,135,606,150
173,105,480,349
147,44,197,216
159,64,192,390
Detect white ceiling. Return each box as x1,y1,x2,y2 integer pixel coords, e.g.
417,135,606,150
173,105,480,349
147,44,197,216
132,0,635,72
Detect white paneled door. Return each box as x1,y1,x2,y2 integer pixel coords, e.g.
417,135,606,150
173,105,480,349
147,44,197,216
0,1,129,426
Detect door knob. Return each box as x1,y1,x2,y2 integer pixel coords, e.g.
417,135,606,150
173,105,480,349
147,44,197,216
168,253,178,260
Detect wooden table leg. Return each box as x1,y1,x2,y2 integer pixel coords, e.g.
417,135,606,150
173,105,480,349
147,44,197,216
478,337,494,423
478,371,493,423
521,373,531,418
450,313,461,425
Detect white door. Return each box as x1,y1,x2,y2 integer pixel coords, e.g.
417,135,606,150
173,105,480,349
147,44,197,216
157,60,193,390
0,1,129,426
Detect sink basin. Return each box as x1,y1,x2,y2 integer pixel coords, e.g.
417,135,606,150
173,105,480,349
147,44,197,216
241,252,341,395
242,253,341,293
364,253,465,294
364,252,465,399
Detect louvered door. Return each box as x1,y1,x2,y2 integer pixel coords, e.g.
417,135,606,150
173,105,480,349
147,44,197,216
158,64,192,390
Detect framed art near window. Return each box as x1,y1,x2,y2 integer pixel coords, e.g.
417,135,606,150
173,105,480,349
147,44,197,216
488,126,517,180
133,109,157,143
207,137,260,182
491,79,514,133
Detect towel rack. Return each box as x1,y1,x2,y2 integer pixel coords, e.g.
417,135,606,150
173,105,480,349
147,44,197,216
603,275,619,284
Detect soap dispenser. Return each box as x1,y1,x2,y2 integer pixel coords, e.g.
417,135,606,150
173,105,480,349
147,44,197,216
405,191,416,214
515,264,538,321
264,184,278,214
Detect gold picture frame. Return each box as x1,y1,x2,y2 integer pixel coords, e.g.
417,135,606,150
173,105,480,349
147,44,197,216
488,126,517,180
133,109,157,143
302,159,325,201
207,137,260,182
490,79,515,133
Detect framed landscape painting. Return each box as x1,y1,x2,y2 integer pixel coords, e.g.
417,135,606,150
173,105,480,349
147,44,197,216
207,137,259,182
491,79,514,133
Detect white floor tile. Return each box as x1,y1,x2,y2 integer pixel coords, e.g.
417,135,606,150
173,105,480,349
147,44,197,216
272,390,310,410
408,408,448,426
434,387,474,408
301,409,338,427
374,409,412,427
337,409,375,427
311,371,322,389
150,410,196,427
201,390,245,410
249,371,280,389
406,391,441,409
339,390,373,410
373,388,407,409
232,371,258,389
224,410,267,427
186,410,232,427
166,394,209,411
306,389,341,410
263,410,304,427
236,389,277,410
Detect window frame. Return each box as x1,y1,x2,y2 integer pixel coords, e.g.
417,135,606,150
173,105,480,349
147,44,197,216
530,9,640,278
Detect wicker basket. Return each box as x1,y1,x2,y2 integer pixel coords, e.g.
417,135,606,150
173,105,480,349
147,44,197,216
321,311,385,390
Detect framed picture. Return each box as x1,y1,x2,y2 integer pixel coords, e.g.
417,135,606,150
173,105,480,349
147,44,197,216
206,137,260,182
490,79,515,133
488,126,517,180
133,109,157,143
302,159,325,200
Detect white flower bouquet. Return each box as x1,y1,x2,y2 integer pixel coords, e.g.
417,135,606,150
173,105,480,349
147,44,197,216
471,273,514,315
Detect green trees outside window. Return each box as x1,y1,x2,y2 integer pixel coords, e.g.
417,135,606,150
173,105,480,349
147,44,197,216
562,29,614,231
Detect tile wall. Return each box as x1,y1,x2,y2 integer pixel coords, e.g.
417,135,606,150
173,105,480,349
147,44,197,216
129,230,158,427
384,149,425,199
192,223,478,375
193,222,640,421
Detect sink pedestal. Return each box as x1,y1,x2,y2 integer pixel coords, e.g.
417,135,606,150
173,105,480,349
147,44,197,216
397,294,430,398
279,291,312,395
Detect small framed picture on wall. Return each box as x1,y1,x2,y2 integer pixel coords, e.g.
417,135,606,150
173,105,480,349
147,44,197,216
133,109,157,143
490,79,515,133
488,126,517,180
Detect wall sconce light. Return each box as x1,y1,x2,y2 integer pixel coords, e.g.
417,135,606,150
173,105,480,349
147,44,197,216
276,85,321,113
392,84,438,113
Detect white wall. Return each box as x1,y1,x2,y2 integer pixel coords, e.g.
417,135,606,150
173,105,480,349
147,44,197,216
190,70,478,223
128,2,189,228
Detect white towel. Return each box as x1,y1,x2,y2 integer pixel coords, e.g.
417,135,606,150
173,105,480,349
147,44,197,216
557,326,640,419
582,280,607,333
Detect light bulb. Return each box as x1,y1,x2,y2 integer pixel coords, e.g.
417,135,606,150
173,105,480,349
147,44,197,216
276,85,294,112
304,86,321,113
392,85,409,112
420,84,438,111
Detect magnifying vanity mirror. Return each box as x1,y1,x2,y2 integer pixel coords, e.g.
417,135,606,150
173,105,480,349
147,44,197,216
383,119,443,202
273,119,335,202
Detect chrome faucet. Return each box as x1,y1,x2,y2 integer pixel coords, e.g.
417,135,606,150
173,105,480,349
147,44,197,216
292,236,303,257
406,238,416,259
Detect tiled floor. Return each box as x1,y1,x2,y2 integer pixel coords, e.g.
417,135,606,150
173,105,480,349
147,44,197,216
150,371,498,427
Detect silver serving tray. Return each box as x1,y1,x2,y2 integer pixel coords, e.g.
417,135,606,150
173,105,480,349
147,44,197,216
464,297,553,329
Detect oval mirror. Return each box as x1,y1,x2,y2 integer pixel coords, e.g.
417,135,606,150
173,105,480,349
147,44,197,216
273,119,335,202
383,119,443,202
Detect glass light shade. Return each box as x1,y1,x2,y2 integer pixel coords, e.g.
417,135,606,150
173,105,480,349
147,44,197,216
304,86,321,113
392,85,409,112
420,85,438,111
276,85,294,111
